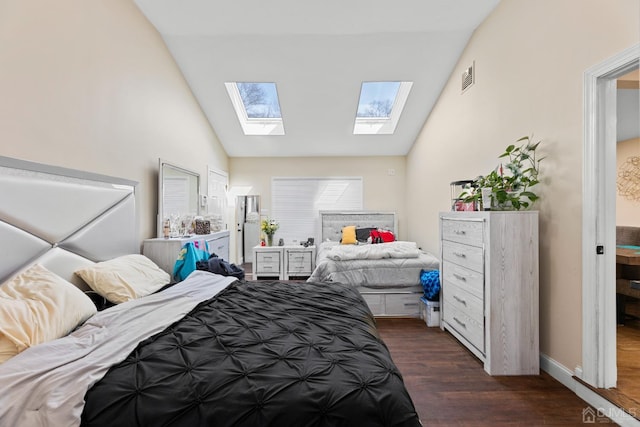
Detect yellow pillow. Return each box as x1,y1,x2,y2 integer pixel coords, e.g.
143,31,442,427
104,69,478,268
0,264,97,363
341,225,357,245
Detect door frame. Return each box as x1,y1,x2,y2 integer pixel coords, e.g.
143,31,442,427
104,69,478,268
582,43,639,388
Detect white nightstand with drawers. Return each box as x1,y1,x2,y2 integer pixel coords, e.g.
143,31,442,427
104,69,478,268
252,245,316,280
252,245,283,279
283,245,316,280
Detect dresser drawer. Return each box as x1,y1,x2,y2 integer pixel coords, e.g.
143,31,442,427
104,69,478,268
442,260,484,299
443,281,483,324
442,240,484,273
444,303,485,353
256,252,281,273
441,218,484,247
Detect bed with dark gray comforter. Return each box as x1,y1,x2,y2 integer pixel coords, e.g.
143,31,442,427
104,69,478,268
0,271,421,427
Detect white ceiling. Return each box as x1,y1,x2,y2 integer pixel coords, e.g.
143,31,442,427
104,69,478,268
134,0,500,157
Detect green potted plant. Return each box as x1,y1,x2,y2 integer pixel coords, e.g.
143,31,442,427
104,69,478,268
461,135,544,210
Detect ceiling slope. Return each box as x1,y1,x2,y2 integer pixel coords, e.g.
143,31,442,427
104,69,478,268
134,0,500,157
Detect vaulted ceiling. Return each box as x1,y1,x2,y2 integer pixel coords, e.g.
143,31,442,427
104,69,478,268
134,0,500,157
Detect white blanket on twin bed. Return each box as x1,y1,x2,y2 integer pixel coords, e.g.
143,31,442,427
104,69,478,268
0,271,236,427
325,241,420,261
308,241,439,287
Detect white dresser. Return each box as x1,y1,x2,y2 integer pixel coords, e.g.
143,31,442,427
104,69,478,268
439,211,539,375
143,230,230,275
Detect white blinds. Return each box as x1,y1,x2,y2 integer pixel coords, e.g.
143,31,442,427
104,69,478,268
271,177,363,244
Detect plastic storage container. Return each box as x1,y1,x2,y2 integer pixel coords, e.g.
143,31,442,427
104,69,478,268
420,297,440,327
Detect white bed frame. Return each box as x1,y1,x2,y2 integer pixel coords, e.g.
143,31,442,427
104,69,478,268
0,156,138,290
318,211,423,318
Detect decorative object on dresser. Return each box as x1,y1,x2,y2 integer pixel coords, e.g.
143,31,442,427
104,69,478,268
439,211,539,375
260,217,279,247
142,231,230,276
459,135,544,211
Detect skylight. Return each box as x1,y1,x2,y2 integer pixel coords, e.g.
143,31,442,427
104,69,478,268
225,82,284,135
353,81,413,135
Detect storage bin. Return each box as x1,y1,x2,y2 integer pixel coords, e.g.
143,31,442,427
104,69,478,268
420,297,440,327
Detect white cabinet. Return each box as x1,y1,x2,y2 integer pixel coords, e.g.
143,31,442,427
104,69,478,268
252,245,316,280
252,246,283,279
284,246,316,280
439,211,539,375
143,231,230,275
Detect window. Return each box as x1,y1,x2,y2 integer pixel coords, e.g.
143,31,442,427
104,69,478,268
271,177,363,244
353,81,413,135
225,82,284,135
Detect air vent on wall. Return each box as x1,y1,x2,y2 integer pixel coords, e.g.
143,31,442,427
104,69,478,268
462,61,475,93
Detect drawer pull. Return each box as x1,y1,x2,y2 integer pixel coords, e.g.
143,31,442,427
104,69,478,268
452,273,467,282
454,230,466,235
453,252,467,258
453,295,467,305
404,302,419,307
453,317,467,328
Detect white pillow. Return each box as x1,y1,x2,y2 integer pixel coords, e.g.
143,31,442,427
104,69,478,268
0,264,97,363
75,254,170,304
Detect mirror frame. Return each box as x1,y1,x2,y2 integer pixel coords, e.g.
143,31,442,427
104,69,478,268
157,159,200,237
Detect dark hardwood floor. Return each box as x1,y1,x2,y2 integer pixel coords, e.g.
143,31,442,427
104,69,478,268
376,318,616,426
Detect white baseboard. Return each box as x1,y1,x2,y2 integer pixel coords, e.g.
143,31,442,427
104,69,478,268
540,353,640,426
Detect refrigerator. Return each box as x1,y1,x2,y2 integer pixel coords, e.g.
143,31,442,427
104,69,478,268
236,195,261,264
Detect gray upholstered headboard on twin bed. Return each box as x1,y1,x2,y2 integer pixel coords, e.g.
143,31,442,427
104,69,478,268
319,211,397,242
0,156,138,290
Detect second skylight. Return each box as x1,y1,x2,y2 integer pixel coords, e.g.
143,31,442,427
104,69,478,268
354,81,412,135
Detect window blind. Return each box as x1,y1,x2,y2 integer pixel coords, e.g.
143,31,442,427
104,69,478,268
271,177,363,244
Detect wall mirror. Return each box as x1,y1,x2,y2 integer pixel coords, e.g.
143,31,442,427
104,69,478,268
157,159,200,237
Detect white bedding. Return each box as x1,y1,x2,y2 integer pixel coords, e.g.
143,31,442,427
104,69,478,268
308,241,439,287
0,271,236,427
325,241,420,261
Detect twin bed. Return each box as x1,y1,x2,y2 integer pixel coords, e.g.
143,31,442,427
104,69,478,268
309,211,439,317
0,157,426,427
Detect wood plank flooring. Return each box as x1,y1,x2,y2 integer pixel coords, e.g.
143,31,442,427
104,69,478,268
587,318,640,419
375,318,616,426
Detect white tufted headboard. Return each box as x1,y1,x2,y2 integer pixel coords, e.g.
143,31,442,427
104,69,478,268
319,211,397,242
0,156,138,290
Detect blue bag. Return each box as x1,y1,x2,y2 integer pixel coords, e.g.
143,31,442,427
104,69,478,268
173,241,210,282
420,269,440,301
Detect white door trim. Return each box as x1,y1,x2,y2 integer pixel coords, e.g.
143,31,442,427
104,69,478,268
581,43,639,388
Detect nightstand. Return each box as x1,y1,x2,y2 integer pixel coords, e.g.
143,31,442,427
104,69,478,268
252,246,283,279
284,245,316,280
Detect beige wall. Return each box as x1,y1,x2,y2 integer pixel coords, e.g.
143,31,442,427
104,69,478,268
0,0,228,243
230,155,407,233
406,0,640,371
617,138,640,226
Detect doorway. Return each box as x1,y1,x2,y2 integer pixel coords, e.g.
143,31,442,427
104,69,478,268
582,43,640,394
